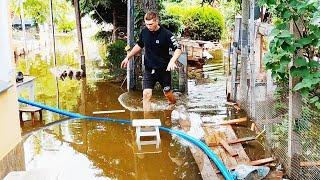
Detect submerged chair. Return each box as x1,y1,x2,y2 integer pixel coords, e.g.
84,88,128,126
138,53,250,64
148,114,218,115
132,119,161,151
19,106,43,125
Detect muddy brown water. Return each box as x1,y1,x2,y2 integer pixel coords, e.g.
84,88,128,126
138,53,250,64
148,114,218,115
18,64,202,179
16,36,202,179
16,36,268,179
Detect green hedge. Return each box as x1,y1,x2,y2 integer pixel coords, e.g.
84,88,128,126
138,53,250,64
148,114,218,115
167,5,225,41
57,19,75,33
160,10,184,36
105,40,126,73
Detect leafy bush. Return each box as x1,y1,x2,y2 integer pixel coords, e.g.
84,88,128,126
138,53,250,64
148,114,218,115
260,0,320,109
93,30,112,42
167,5,225,41
184,6,224,41
160,10,184,37
57,19,75,33
105,40,126,73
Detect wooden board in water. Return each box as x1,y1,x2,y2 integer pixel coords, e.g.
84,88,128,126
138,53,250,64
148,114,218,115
204,119,251,178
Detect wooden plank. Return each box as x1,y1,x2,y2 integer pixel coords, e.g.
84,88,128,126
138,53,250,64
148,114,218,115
233,104,241,111
249,157,276,166
212,146,237,169
225,102,237,106
228,136,256,144
203,127,209,135
202,117,247,126
212,147,237,174
206,117,252,176
208,136,256,147
92,110,125,114
216,157,276,174
204,127,218,146
178,125,220,179
219,117,247,125
221,124,250,165
202,116,252,177
218,138,238,157
300,161,320,167
214,131,238,167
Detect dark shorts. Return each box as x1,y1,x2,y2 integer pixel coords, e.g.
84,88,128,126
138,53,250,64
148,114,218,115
143,68,171,90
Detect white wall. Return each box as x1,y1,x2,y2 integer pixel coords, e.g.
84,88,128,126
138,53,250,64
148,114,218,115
0,0,13,82
0,0,21,160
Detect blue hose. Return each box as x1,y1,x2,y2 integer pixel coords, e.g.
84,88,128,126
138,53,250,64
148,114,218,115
18,97,235,179
18,98,84,118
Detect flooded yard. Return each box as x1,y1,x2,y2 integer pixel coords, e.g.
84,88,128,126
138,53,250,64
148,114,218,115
17,35,203,179
16,34,268,179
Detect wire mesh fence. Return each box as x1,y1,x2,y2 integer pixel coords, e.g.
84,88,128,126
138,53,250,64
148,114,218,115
290,98,320,179
236,76,320,179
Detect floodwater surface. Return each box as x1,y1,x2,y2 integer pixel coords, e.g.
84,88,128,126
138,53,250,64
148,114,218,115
17,35,202,179
16,34,268,179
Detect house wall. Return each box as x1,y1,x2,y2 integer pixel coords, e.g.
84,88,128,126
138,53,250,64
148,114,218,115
0,0,23,178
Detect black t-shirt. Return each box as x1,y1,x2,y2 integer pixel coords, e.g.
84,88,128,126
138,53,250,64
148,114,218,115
137,26,181,70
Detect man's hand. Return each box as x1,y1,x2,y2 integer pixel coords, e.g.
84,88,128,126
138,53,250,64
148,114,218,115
166,60,177,71
121,57,129,68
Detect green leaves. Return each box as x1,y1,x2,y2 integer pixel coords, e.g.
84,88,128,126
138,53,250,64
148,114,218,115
309,60,320,68
310,96,319,103
168,5,225,41
297,37,313,46
278,30,291,38
263,0,320,109
295,57,308,67
283,10,292,19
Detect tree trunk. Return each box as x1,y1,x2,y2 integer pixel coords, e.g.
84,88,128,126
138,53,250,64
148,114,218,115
127,0,135,90
74,0,86,73
112,8,117,42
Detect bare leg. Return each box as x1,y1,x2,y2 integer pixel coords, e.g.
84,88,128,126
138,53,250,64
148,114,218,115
143,89,152,112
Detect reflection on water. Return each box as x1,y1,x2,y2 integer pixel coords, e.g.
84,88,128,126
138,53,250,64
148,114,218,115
182,58,268,161
24,119,201,179
17,35,201,179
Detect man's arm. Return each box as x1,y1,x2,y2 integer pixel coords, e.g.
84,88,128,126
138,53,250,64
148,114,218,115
121,44,142,68
166,48,182,71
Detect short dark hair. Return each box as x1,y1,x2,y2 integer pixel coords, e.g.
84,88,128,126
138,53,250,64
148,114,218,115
144,11,159,21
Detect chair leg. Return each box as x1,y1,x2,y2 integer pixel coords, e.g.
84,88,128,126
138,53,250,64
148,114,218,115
31,112,35,125
39,110,43,122
19,111,23,125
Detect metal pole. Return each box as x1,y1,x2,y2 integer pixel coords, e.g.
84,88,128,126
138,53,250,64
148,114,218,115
249,0,256,119
20,0,27,54
287,20,302,178
127,0,135,90
239,0,250,108
288,20,294,174
74,0,86,74
230,16,242,101
49,0,57,66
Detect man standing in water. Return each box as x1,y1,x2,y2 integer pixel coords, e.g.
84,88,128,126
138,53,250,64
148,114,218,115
121,11,182,110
